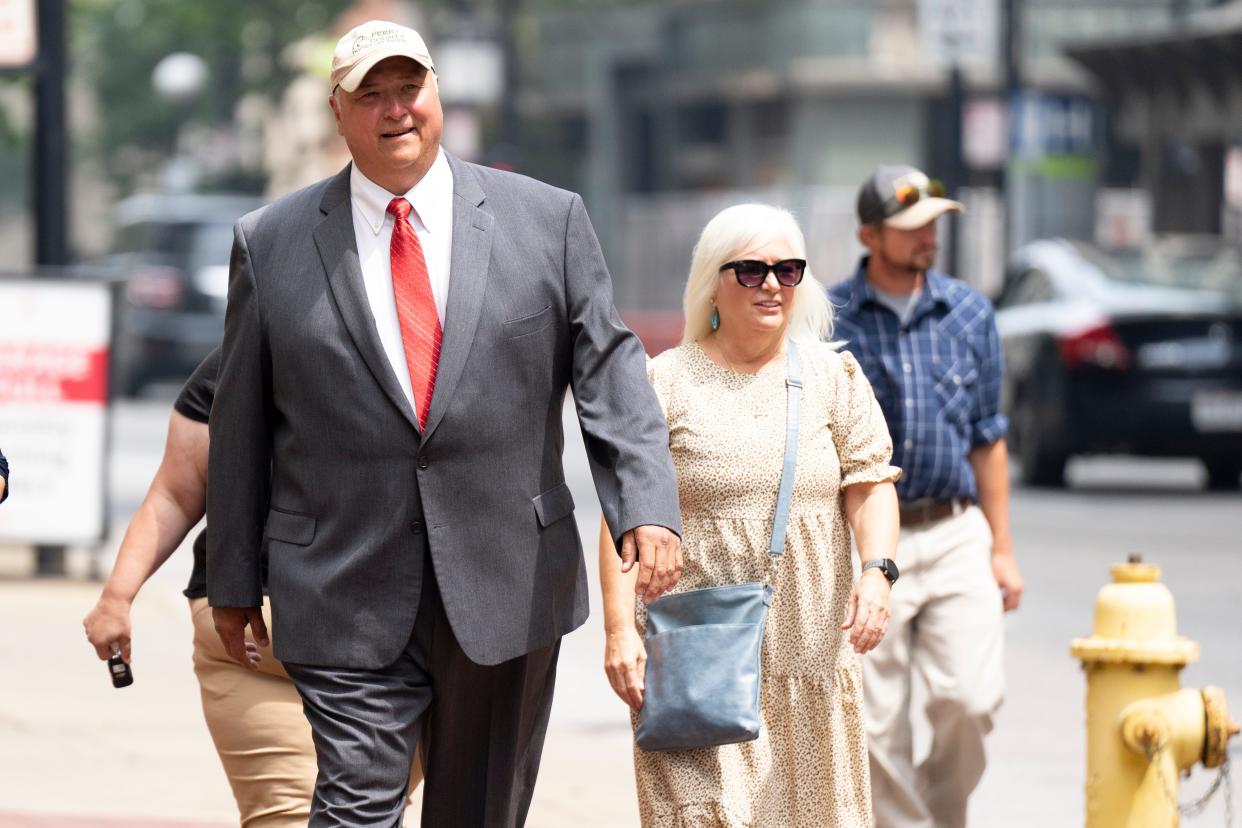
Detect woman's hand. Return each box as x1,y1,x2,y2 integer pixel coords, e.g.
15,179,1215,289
842,569,892,654
83,595,132,662
604,625,647,710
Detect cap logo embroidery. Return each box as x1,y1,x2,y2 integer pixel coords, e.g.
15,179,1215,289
353,30,406,54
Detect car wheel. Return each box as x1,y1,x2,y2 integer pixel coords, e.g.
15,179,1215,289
1203,458,1242,491
1015,394,1068,488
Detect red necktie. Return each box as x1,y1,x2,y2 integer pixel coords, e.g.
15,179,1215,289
387,197,442,430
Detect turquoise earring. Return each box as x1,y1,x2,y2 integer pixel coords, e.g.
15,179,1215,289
711,308,719,331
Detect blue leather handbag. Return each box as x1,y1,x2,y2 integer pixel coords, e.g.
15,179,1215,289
635,341,802,752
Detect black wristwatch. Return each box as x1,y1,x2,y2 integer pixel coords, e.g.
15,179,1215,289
862,558,899,586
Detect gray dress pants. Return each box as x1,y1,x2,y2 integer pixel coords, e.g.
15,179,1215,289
285,555,562,828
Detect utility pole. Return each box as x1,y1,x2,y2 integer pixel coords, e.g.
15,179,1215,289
495,0,522,169
34,0,67,268
1001,0,1022,255
33,0,69,576
945,62,965,276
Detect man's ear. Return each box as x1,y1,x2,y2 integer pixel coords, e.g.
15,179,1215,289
328,93,344,135
858,222,877,249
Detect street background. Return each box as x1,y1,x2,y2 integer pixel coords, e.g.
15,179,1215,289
0,396,1239,826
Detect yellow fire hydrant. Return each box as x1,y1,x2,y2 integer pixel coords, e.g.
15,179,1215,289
1071,556,1238,826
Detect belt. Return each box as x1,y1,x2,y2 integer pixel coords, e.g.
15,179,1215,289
898,497,971,528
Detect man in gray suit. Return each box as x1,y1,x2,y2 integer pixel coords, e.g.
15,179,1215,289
206,20,682,827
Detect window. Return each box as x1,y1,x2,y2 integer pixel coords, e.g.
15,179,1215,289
999,270,1055,308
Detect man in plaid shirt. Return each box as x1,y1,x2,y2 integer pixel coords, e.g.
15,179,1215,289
829,166,1024,828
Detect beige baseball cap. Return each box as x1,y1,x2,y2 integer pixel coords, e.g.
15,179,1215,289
857,165,964,231
330,20,435,93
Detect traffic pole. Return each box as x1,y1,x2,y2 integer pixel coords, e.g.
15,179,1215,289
33,0,69,576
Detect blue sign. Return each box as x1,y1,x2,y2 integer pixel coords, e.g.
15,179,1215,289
1010,91,1096,159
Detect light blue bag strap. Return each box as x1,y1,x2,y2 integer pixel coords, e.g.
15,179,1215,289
769,340,801,555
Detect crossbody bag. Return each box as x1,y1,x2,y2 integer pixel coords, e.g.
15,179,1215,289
635,340,801,752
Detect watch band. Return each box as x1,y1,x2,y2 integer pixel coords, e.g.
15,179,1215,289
862,558,898,585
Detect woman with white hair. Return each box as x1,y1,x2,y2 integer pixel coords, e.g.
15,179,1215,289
599,203,901,825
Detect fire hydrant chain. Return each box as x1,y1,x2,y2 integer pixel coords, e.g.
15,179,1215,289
1147,743,1233,824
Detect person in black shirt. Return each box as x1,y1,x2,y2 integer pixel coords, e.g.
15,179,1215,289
0,447,8,504
83,349,421,824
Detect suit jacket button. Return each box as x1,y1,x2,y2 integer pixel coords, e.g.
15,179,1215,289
410,521,423,534
417,456,429,470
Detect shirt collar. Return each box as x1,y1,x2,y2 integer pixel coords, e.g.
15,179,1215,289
349,148,452,236
851,255,952,313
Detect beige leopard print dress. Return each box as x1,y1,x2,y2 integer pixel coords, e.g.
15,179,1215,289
635,340,900,828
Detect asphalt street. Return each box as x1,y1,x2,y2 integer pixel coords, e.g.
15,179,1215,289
0,395,1238,826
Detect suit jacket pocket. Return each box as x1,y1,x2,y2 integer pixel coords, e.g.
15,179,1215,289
265,508,316,546
502,304,554,339
532,482,575,527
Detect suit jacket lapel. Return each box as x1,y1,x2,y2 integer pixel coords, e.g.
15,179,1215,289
421,154,494,444
314,165,420,432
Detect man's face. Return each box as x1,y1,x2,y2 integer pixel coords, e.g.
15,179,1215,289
863,218,938,274
329,57,443,192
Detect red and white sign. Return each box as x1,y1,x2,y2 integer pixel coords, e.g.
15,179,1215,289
0,0,36,69
0,280,112,544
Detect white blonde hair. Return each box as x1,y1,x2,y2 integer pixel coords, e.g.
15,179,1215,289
681,203,833,345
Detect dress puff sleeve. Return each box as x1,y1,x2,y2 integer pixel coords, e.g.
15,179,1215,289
832,350,902,488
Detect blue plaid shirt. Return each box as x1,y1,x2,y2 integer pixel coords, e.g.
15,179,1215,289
828,259,1007,502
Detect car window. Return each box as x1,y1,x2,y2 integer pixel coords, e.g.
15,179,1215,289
112,220,236,272
113,221,196,256
113,222,154,254
998,270,1055,308
1081,243,1242,296
190,223,237,272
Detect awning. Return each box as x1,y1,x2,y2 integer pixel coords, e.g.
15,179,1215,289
1065,20,1242,107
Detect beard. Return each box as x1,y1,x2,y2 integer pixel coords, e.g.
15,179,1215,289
909,248,936,271
880,246,936,275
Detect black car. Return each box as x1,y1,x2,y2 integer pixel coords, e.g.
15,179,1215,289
995,237,1242,489
108,193,264,395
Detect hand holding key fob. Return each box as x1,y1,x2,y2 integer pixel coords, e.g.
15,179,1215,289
108,644,133,688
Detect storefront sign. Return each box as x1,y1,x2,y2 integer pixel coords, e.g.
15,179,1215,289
0,280,112,544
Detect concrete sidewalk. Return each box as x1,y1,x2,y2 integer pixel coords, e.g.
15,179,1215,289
0,539,640,828
0,816,230,827
7,501,1239,827
0,397,642,827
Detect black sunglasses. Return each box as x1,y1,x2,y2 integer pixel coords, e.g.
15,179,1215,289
719,258,807,288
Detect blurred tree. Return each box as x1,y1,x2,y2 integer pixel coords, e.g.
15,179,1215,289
68,0,636,194
71,0,356,193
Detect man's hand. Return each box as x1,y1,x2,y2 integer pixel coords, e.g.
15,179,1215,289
992,551,1023,612
212,606,269,670
83,595,132,662
619,525,682,603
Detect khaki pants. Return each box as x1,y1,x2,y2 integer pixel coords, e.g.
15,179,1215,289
190,597,423,826
861,506,1004,828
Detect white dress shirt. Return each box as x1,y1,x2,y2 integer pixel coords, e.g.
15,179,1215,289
349,149,454,415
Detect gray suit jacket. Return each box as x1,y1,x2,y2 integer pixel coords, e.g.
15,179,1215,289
206,155,680,668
